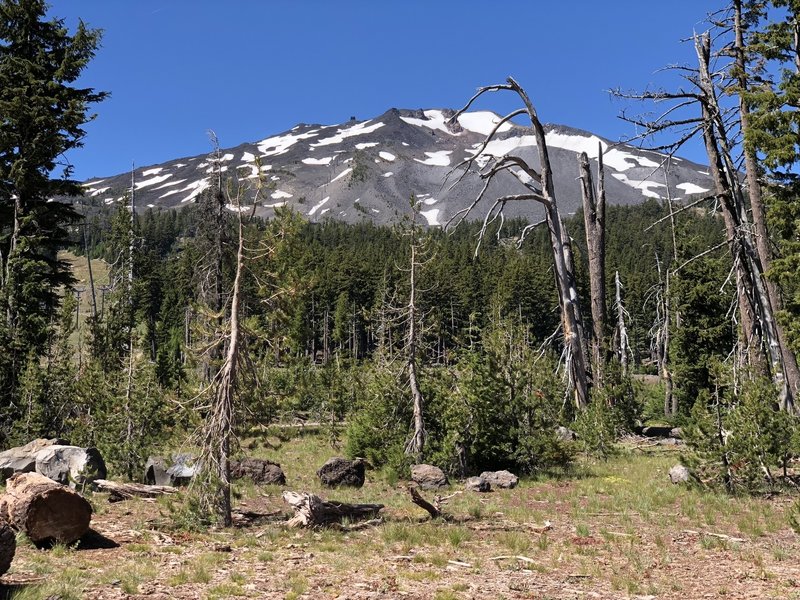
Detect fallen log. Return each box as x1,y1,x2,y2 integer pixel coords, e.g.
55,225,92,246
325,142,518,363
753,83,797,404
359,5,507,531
408,485,441,519
282,491,383,528
0,520,15,576
92,479,179,502
0,472,92,545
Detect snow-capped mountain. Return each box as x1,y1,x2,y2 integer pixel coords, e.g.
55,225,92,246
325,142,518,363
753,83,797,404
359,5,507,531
74,108,713,226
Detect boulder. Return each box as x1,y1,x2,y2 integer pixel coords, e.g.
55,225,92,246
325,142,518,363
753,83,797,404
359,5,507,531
464,476,490,492
410,464,449,490
316,457,365,488
480,470,519,489
669,464,690,484
555,426,577,442
0,438,69,479
230,458,286,485
669,427,683,439
34,446,107,488
145,454,196,487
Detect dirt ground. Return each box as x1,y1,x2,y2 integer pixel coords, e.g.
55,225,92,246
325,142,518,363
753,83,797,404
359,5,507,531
1,450,799,599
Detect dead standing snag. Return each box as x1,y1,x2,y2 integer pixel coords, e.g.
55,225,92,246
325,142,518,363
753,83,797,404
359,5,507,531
446,77,589,409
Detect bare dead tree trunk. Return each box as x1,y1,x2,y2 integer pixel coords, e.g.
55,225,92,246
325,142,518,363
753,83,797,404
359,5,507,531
579,147,607,386
447,77,589,410
404,223,426,459
695,33,791,411
123,166,136,480
733,0,800,409
614,271,630,377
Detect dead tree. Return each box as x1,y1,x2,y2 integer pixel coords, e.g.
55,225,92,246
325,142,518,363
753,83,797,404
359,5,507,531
613,31,792,412
728,0,800,407
282,491,383,528
447,77,589,410
614,271,631,377
694,33,790,411
578,147,608,385
404,209,428,459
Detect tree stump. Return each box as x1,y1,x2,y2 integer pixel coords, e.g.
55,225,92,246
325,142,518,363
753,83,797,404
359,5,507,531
282,491,383,527
0,472,92,545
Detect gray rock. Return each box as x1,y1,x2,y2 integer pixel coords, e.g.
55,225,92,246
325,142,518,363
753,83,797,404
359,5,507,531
411,464,449,490
669,427,683,439
480,470,519,489
317,457,365,488
669,464,690,484
145,454,196,486
0,438,69,479
34,445,107,487
464,476,490,492
231,458,286,485
556,426,577,441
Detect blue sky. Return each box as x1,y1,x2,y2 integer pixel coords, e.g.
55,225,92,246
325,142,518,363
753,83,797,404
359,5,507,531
52,1,718,181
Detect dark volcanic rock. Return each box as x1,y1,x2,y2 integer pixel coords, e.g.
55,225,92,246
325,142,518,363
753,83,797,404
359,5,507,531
230,458,286,485
317,457,365,488
411,464,449,490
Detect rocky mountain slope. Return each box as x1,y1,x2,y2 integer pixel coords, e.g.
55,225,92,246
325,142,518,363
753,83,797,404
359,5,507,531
75,108,713,226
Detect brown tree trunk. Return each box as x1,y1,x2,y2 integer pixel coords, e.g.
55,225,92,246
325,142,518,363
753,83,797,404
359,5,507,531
733,0,800,409
0,520,14,576
0,472,92,545
695,33,791,410
579,148,607,386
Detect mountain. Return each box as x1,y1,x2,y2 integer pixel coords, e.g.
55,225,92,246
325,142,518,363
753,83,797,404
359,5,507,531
74,108,713,226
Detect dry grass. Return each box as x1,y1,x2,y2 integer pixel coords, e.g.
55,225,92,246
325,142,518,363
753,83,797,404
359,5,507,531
2,431,799,599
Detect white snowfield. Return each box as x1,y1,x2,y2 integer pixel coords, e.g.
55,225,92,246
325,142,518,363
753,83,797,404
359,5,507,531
135,173,172,189
355,142,378,150
142,167,163,177
308,196,330,216
611,173,666,199
676,182,710,195
311,120,385,148
420,208,441,226
415,150,452,167
270,190,293,199
257,129,318,157
379,151,396,162
400,109,513,137
302,156,334,165
330,167,353,183
544,132,660,172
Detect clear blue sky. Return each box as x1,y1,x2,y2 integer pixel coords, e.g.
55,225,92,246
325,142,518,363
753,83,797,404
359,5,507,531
51,1,718,181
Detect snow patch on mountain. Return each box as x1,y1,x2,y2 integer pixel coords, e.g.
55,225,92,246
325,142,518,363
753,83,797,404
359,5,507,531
257,130,318,157
311,120,385,148
457,111,513,136
612,173,666,198
415,150,452,167
379,151,396,162
302,156,334,165
676,182,709,195
308,196,330,216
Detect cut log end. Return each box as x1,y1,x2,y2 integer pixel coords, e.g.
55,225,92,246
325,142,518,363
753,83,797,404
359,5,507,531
0,520,16,576
1,472,92,545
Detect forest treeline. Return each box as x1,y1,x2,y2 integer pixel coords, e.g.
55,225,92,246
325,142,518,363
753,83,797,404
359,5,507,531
2,0,800,527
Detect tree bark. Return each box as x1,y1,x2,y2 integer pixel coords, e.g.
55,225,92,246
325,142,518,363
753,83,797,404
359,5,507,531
579,148,607,386
733,0,800,409
0,520,14,576
614,271,630,377
92,479,179,502
695,33,791,411
405,230,426,459
0,472,92,545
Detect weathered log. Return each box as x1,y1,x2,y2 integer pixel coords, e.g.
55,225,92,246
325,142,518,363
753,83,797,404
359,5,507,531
92,479,179,502
0,472,92,545
282,491,383,528
0,519,16,576
408,485,441,519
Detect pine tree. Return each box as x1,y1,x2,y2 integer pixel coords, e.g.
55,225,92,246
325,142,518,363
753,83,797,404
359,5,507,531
0,0,106,410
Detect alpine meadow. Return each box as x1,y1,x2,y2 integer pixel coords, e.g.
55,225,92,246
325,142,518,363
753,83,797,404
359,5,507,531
0,1,800,599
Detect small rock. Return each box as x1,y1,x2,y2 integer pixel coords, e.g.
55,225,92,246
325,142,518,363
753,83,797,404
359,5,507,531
230,458,286,485
480,470,519,489
555,426,577,441
669,427,683,439
410,464,449,490
317,457,365,487
669,464,690,484
464,476,490,492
